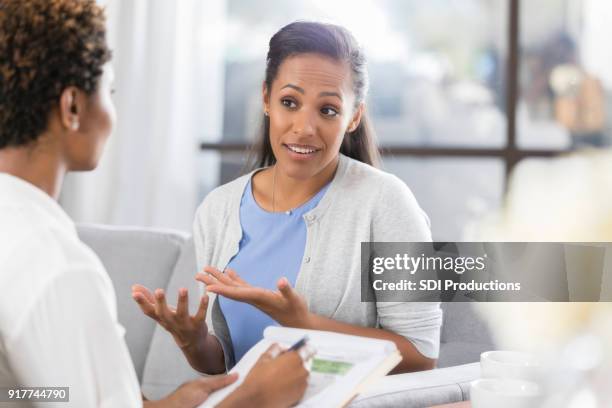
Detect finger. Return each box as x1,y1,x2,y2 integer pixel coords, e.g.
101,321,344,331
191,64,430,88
204,266,237,286
227,268,248,285
196,272,219,287
253,344,281,365
299,344,317,362
132,284,156,304
275,350,304,370
154,289,173,319
261,343,283,361
194,292,209,322
132,292,158,319
176,288,189,318
205,284,269,304
199,373,238,393
277,277,299,301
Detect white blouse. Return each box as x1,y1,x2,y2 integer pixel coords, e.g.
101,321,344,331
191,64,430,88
0,173,141,407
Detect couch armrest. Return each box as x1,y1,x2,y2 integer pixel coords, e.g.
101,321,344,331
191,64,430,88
349,363,479,408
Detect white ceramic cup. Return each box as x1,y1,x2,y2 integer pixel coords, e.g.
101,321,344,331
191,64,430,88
480,350,541,381
471,378,541,408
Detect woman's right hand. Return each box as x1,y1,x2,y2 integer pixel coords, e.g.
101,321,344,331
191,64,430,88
131,285,209,351
219,344,310,408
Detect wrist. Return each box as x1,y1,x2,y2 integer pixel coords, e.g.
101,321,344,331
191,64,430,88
295,311,316,330
178,328,208,353
218,382,265,408
178,331,213,374
143,396,176,408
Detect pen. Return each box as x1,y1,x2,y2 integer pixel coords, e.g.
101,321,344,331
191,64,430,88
284,335,309,353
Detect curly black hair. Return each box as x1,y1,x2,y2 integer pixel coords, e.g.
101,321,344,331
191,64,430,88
0,0,111,149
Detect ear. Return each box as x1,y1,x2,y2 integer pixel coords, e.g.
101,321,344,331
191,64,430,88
262,81,270,116
59,87,83,131
347,103,364,133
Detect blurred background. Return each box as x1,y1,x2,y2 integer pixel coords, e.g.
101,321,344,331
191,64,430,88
60,0,612,240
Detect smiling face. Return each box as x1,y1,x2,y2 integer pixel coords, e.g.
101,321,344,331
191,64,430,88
263,53,363,180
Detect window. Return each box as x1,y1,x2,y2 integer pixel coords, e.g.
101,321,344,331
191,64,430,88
519,0,612,149
199,0,609,240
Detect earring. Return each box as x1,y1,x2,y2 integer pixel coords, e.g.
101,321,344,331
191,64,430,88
71,122,79,131
264,111,269,117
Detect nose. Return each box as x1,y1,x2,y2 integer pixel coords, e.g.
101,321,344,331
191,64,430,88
292,109,315,137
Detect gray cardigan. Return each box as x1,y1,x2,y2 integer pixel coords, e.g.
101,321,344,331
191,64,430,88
194,154,442,370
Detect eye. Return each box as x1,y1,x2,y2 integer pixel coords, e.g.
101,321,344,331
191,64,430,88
321,106,339,117
281,98,297,109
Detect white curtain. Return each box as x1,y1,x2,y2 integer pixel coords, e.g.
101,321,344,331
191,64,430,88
60,0,226,232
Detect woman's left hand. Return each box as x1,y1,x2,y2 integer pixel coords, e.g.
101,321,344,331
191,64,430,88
196,266,312,328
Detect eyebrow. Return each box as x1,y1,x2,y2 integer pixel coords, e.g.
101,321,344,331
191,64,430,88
318,91,343,101
281,84,305,94
281,84,343,101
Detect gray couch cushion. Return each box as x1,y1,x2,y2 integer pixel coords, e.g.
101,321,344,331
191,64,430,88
439,302,494,367
77,224,188,381
439,342,493,368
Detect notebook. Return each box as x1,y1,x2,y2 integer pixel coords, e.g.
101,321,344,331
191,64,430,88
200,326,401,408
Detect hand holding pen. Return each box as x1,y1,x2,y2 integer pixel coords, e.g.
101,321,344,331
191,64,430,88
221,341,313,408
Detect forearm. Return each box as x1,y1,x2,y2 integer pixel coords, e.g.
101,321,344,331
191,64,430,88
142,392,171,407
180,333,226,374
142,395,164,408
301,314,435,373
216,384,264,408
143,398,162,408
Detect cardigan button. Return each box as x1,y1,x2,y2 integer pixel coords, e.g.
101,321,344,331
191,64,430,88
304,256,311,263
305,214,315,221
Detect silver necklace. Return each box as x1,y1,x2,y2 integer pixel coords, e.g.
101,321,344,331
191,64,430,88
272,164,277,213
272,165,291,215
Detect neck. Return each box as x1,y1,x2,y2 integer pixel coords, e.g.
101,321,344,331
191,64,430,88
0,138,67,200
273,155,339,211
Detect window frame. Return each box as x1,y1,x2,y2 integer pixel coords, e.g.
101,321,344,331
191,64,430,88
200,0,569,189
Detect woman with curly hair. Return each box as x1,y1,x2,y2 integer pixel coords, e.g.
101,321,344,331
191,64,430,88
0,1,308,407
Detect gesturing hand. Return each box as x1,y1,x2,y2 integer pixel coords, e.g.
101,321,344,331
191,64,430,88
131,284,209,350
196,267,312,329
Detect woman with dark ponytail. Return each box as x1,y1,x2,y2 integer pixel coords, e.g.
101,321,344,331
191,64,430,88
251,21,380,169
135,21,442,375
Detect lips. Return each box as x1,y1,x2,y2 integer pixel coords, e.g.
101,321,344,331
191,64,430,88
283,143,321,155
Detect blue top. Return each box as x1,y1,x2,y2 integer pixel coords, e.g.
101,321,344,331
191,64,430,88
218,176,330,362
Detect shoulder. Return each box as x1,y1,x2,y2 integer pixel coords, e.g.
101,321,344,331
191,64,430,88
22,224,108,285
195,172,252,221
340,156,420,208
0,205,74,273
0,215,113,337
336,156,431,239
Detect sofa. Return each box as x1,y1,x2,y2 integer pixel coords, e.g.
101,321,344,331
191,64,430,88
77,224,495,407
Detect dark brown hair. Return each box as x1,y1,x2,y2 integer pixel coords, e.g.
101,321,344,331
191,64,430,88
0,0,111,149
249,21,380,169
